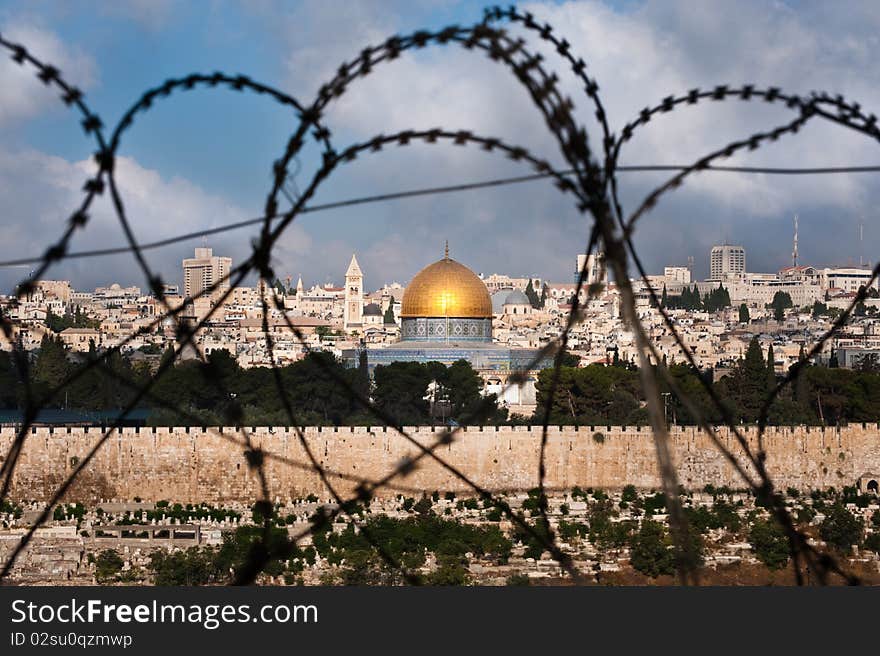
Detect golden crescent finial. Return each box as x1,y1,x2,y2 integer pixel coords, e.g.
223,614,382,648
444,240,449,259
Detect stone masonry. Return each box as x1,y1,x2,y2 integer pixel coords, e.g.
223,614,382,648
1,424,879,504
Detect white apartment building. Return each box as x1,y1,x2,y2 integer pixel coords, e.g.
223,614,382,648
182,247,231,300
818,267,878,293
710,244,746,279
664,266,691,285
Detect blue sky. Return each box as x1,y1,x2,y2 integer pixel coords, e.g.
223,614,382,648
0,0,878,292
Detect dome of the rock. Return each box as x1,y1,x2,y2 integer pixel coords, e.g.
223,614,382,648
400,254,492,319
399,247,493,342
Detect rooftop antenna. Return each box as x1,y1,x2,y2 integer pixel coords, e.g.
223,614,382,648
792,214,798,267
860,221,864,267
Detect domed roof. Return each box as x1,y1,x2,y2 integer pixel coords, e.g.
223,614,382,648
503,289,530,306
491,289,512,314
363,303,382,316
401,250,492,319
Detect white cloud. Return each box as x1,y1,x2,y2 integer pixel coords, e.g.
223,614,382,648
0,22,97,128
0,147,313,292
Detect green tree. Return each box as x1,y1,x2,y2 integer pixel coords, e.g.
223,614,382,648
819,504,863,551
535,364,642,425
704,283,731,313
629,520,676,577
748,518,790,570
383,297,396,324
524,279,540,309
427,554,471,585
766,344,776,390
728,337,769,422
738,303,750,324
439,359,490,423
149,547,223,585
768,291,793,321
94,549,125,583
372,361,432,425
32,335,71,406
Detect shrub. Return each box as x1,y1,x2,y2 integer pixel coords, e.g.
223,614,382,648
629,520,675,577
427,554,470,586
413,496,433,515
642,492,667,516
94,549,124,583
749,518,790,570
819,504,864,551
150,547,222,586
557,520,588,541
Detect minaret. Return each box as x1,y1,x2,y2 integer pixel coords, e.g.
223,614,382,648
792,214,799,267
344,254,363,331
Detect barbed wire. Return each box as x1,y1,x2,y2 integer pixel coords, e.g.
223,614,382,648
0,5,876,586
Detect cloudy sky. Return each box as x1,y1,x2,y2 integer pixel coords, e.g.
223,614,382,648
0,0,878,293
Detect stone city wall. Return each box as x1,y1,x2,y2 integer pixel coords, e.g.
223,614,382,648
1,424,878,504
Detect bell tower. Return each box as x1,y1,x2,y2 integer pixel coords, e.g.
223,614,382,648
344,253,363,331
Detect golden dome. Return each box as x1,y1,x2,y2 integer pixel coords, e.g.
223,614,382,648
401,252,492,319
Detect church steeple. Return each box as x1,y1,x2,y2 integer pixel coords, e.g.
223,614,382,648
346,253,363,277
344,253,364,331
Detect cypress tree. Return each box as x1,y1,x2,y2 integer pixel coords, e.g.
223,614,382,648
524,279,540,308
692,284,703,310
736,337,769,422
355,348,370,401
383,296,396,324
766,344,776,390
